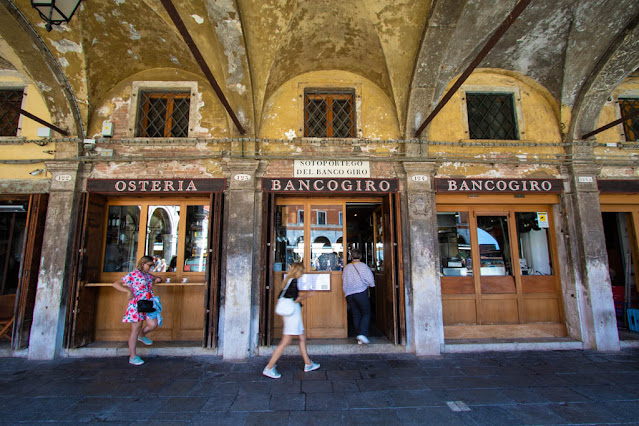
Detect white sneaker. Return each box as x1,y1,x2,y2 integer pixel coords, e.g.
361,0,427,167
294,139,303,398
262,366,281,379
304,361,320,372
357,335,370,344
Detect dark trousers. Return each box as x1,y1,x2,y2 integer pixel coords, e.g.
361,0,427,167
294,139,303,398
346,290,371,337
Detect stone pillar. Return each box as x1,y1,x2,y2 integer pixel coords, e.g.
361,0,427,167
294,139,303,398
220,160,260,360
563,164,619,351
28,162,80,360
403,162,444,355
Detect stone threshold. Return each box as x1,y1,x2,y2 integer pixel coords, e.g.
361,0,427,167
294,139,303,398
442,338,584,353
258,337,407,356
65,341,216,358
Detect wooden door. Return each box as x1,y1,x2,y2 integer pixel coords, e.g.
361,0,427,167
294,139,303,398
374,196,399,343
204,193,223,348
439,201,565,339
13,194,48,349
68,193,104,348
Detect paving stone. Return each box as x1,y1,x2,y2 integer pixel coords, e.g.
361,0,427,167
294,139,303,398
305,392,348,411
288,410,349,425
548,401,615,423
229,393,271,411
245,410,290,425
344,390,396,409
190,411,248,425
396,406,475,425
390,389,444,407
200,395,235,411
301,379,333,393
344,408,402,424
269,393,305,411
331,379,359,392
155,396,208,412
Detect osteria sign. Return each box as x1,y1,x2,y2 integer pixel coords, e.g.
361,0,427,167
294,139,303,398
436,178,562,193
87,178,226,193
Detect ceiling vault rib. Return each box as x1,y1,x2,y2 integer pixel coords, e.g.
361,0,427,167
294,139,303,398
2,0,84,138
159,0,246,135
582,108,639,140
414,0,533,138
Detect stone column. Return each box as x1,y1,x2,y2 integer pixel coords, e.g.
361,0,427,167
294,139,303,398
563,163,619,351
403,162,444,355
220,160,260,360
28,162,80,360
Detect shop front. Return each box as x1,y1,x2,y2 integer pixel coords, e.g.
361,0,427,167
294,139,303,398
0,194,47,349
65,178,225,349
435,178,566,339
598,180,639,336
260,176,404,346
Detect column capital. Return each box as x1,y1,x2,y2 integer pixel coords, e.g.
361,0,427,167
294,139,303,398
44,161,79,192
223,159,261,190
402,162,438,193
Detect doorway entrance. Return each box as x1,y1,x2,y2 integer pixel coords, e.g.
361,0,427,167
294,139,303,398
263,195,403,345
601,211,639,338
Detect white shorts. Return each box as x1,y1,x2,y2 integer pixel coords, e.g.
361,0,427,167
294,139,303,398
282,302,304,336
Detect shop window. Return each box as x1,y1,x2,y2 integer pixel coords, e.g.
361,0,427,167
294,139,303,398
619,98,639,141
136,91,190,138
515,212,552,275
102,200,209,275
466,93,519,140
0,89,23,137
304,90,355,138
477,215,512,276
104,205,141,272
437,212,473,277
310,205,343,271
274,205,305,271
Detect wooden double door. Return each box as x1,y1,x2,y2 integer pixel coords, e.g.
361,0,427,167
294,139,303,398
438,199,566,339
262,195,404,344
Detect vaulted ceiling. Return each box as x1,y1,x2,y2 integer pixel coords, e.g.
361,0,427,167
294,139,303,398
1,0,638,140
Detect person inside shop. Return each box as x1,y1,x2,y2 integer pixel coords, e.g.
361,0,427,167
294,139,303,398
342,248,375,345
113,255,161,366
262,262,320,379
152,255,162,272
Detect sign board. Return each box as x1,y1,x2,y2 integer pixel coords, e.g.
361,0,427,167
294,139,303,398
435,178,563,193
297,273,331,291
263,178,398,193
294,160,369,178
87,178,226,193
537,212,549,228
578,176,594,183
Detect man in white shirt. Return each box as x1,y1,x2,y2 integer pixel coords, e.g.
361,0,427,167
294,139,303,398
342,248,375,344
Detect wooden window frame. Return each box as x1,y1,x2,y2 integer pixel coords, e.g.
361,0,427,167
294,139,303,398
0,88,25,138
303,90,356,138
137,91,190,138
96,197,210,285
460,86,526,141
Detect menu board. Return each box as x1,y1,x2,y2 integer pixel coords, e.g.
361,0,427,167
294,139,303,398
297,274,331,291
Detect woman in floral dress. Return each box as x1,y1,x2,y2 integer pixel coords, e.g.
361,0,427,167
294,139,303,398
113,256,161,365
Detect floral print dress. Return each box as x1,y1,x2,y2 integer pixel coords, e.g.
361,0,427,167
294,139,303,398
121,269,154,323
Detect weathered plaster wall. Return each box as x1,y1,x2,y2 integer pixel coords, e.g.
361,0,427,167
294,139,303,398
0,73,55,180
259,70,400,141
87,69,231,139
593,75,639,167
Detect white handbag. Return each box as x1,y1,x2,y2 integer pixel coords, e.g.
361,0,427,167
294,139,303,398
275,278,295,316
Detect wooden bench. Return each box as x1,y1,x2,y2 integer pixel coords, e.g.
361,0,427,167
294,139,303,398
0,294,16,340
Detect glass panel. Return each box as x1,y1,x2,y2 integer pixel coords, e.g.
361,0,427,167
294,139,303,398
477,215,512,276
183,205,209,273
274,205,304,272
145,205,180,273
171,97,190,137
311,205,343,271
0,206,27,295
437,212,473,276
516,212,552,276
375,210,384,272
467,93,518,140
103,205,140,272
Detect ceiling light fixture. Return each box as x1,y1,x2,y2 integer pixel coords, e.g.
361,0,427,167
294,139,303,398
31,0,82,32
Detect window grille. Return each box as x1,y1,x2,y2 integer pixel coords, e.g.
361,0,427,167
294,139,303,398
0,90,23,137
304,90,355,138
466,93,518,140
619,98,639,141
136,91,190,138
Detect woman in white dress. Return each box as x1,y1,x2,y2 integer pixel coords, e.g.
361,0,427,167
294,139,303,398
263,262,320,379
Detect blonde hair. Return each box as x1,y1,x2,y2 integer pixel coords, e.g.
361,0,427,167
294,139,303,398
136,256,154,271
284,262,304,287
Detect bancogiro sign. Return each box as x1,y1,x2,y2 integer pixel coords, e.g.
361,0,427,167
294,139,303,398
87,179,226,193
263,178,398,193
435,178,562,193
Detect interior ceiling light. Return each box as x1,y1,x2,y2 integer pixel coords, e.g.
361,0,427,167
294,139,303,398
0,205,26,213
31,0,82,32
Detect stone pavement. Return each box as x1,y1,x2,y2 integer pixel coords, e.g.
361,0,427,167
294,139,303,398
1,348,639,425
